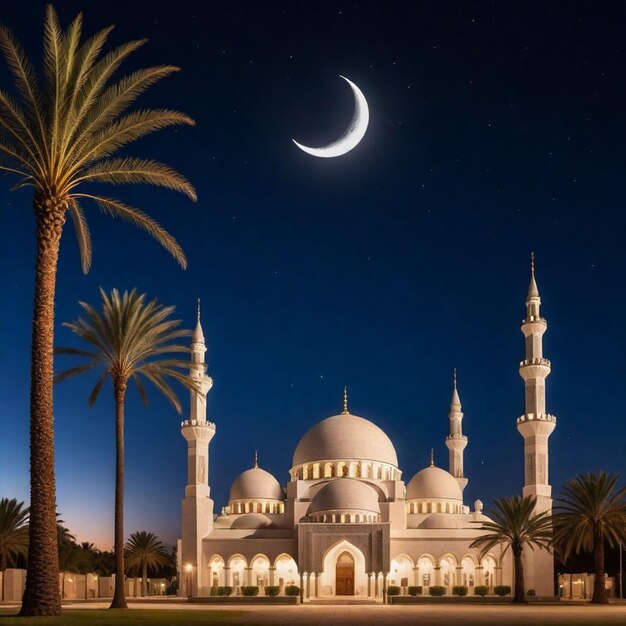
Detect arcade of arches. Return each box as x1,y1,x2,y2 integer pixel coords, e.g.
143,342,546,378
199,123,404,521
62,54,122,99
205,547,502,598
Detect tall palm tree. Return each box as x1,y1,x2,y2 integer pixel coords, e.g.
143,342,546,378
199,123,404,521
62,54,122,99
125,531,169,597
0,498,29,601
0,7,195,615
55,288,197,609
553,472,626,604
470,495,552,603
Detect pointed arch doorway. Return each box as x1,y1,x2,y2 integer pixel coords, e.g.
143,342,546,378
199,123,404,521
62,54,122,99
335,551,355,595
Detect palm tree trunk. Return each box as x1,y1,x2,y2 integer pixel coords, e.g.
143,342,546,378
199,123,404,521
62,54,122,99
591,531,608,604
142,562,147,597
20,202,66,617
110,380,128,609
513,550,527,604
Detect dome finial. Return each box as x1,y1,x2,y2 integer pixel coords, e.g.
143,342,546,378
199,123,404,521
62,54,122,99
453,368,457,389
254,449,258,468
197,297,201,323
342,386,349,414
430,448,435,466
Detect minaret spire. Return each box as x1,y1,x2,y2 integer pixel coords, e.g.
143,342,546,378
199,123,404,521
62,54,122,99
193,298,205,345
526,252,540,318
342,386,349,414
445,369,468,491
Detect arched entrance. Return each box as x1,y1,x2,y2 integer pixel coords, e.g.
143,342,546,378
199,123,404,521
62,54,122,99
335,551,355,596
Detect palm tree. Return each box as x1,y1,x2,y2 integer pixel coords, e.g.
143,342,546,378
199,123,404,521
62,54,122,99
0,498,29,601
58,541,88,600
470,495,552,603
553,472,626,604
0,7,195,615
125,532,169,597
55,288,197,608
79,542,98,573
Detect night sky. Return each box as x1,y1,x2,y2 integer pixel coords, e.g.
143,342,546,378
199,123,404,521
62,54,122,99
2,1,626,549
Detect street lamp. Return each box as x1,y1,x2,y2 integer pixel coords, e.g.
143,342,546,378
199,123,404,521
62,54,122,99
185,563,193,598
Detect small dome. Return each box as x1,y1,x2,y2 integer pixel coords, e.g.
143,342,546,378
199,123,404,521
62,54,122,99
229,467,284,502
293,413,398,467
231,513,275,529
418,514,464,529
406,465,463,501
309,478,381,514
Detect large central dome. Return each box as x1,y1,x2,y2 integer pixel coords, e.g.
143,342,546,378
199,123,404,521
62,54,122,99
292,413,398,467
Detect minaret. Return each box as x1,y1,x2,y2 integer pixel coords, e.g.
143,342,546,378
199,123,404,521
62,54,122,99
181,300,215,596
445,369,468,492
517,255,556,510
517,255,556,597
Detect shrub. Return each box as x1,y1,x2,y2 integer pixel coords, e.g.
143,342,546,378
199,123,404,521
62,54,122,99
494,585,511,596
264,586,280,597
526,589,536,596
429,585,446,596
473,585,489,596
408,586,422,596
216,586,233,596
241,586,259,596
452,585,468,596
285,585,300,596
387,585,401,596
209,586,218,596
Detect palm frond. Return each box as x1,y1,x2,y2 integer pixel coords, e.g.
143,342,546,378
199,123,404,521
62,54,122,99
71,65,180,148
0,24,47,159
54,362,97,383
75,194,187,269
88,374,107,407
67,198,92,273
42,5,63,163
71,157,197,201
75,109,194,164
62,38,147,153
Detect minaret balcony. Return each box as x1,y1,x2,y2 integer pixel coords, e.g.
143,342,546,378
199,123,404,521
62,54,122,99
522,315,546,325
517,413,556,424
181,419,216,429
519,358,551,380
519,357,551,368
181,419,216,443
445,434,468,441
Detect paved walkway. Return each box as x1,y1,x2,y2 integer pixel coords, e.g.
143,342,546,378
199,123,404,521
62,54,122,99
58,601,626,625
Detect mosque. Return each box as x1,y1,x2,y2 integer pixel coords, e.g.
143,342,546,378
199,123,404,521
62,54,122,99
178,259,556,600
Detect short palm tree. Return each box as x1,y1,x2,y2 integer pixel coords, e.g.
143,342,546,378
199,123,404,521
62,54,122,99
470,495,552,603
125,531,170,597
0,7,195,615
58,541,88,600
0,498,29,601
553,472,626,604
55,288,196,609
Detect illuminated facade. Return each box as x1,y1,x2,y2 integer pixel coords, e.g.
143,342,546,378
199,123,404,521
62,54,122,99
179,260,555,599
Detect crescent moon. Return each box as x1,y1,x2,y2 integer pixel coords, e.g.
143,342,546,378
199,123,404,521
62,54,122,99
292,75,369,158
